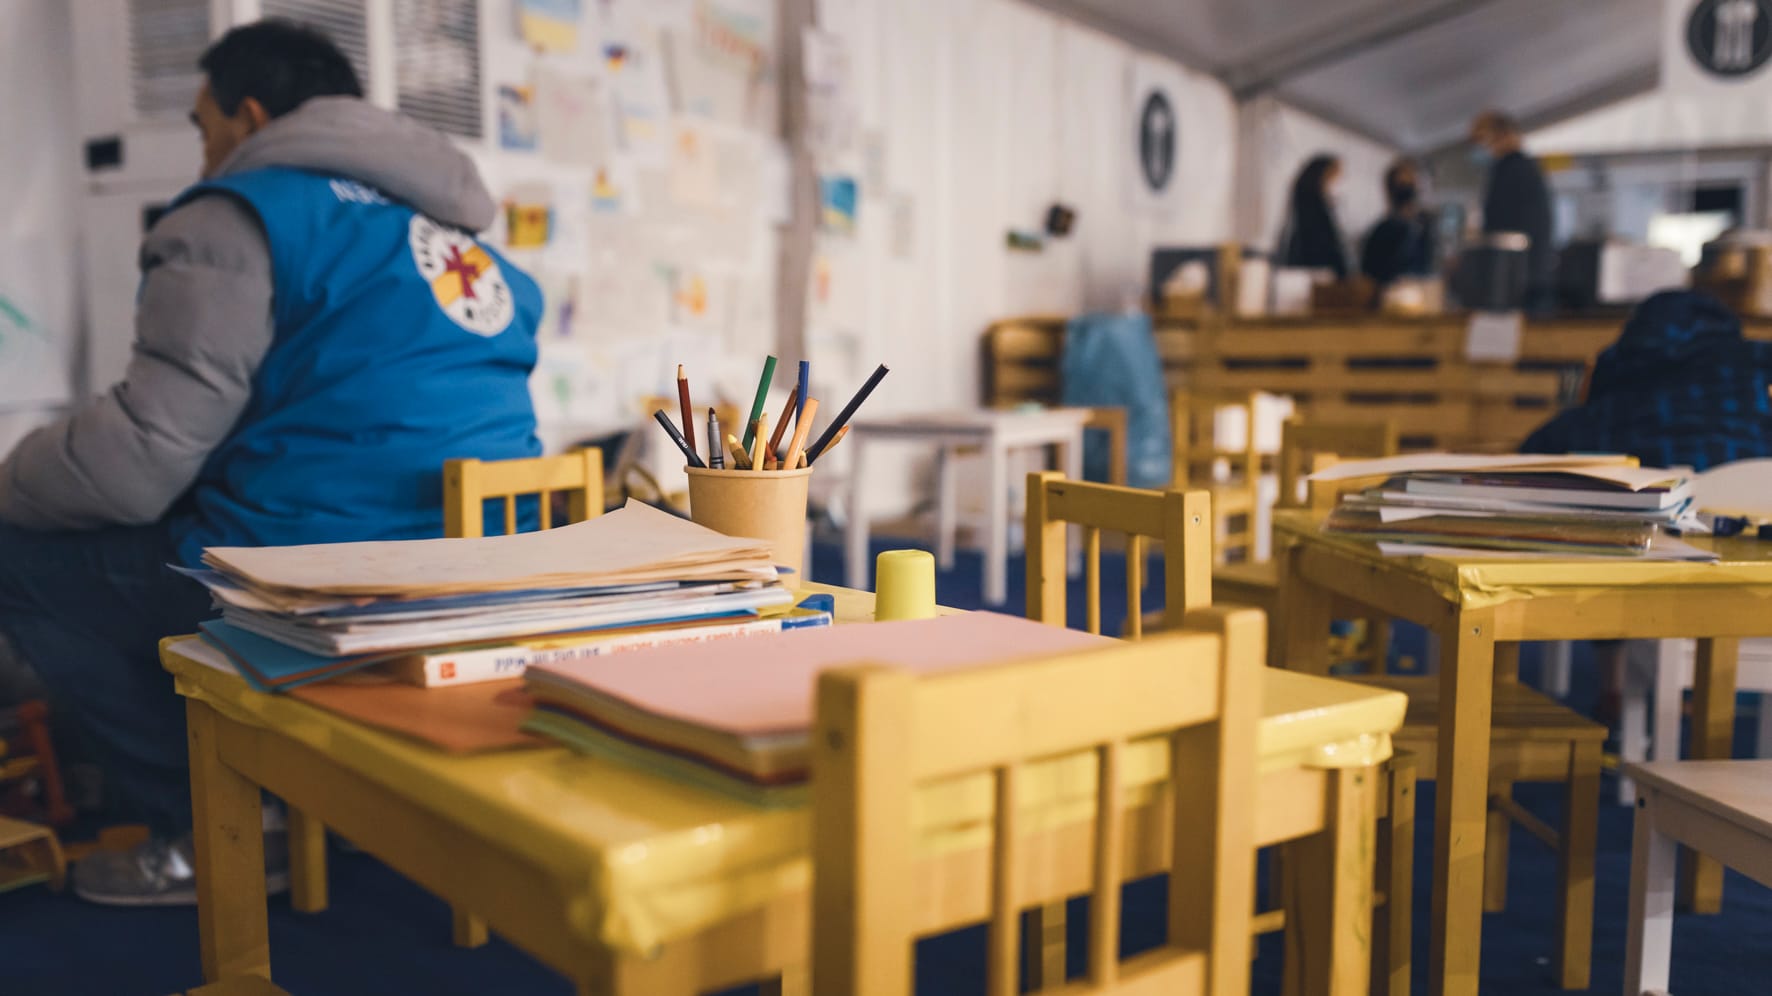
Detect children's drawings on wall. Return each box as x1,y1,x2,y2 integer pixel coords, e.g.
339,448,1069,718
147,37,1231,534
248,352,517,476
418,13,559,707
516,0,583,53
668,123,721,208
503,183,554,249
535,68,613,169
802,27,855,160
674,0,774,128
596,6,673,164
818,175,858,236
497,84,538,151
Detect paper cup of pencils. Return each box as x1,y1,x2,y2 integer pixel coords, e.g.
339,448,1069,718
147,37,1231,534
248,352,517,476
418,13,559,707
685,465,813,589
659,356,889,590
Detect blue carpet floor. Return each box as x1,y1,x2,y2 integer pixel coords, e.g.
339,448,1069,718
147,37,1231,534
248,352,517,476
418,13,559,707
2,539,1769,995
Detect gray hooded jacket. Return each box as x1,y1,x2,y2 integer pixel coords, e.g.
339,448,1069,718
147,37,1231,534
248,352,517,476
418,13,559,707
0,98,497,531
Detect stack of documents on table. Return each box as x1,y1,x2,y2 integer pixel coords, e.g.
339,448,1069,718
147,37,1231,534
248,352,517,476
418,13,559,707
1311,453,1717,561
182,500,793,691
523,613,1111,806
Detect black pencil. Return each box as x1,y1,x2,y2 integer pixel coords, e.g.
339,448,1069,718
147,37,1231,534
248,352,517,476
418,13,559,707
653,409,706,468
806,364,888,464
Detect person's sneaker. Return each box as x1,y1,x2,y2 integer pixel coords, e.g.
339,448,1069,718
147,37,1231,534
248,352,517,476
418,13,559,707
72,831,290,907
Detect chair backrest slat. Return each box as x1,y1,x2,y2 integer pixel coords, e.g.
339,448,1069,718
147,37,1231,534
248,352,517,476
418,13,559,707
1276,419,1397,511
442,449,604,538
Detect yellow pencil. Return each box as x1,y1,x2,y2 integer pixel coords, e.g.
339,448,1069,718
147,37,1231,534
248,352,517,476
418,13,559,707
726,433,753,470
751,413,768,470
783,397,818,470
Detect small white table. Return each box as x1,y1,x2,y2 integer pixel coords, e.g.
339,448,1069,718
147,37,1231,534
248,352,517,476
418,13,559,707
844,408,1090,605
1624,760,1772,996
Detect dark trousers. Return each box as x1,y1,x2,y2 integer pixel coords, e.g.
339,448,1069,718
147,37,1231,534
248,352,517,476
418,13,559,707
0,522,212,834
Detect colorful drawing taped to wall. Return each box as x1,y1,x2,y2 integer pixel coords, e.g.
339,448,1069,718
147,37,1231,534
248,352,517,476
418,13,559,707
592,166,626,213
516,0,582,52
504,201,553,249
536,68,613,168
693,0,767,78
598,8,671,163
818,175,858,236
497,85,538,151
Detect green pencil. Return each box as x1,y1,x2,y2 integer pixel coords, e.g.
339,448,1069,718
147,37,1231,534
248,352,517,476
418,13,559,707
741,355,777,451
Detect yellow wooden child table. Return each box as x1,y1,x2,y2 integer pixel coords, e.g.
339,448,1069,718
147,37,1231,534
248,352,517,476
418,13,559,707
164,583,1405,995
1273,509,1772,996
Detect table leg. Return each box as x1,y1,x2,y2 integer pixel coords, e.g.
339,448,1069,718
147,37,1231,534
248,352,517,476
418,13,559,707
187,700,271,983
986,438,1009,605
1286,766,1378,996
1429,611,1496,996
935,445,957,570
1277,545,1333,674
453,908,489,948
286,806,328,913
1374,755,1416,996
1556,739,1599,990
844,439,869,592
1684,637,1738,913
1483,644,1521,914
1624,793,1676,996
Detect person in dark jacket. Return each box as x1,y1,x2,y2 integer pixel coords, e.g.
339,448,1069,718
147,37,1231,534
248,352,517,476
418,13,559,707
1360,158,1437,290
1521,290,1772,470
1280,155,1349,279
1470,110,1556,312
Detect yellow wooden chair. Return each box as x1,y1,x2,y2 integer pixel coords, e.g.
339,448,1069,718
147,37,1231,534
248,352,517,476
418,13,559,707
810,606,1263,996
1027,471,1417,996
1170,390,1261,565
1213,417,1400,673
282,449,604,949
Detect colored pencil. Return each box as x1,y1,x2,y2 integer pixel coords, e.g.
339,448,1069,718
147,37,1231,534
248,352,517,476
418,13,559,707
725,433,752,470
653,410,705,469
741,355,777,451
768,386,797,462
818,425,851,459
795,360,809,428
750,413,768,471
676,365,696,455
784,398,819,470
806,364,888,463
706,408,723,469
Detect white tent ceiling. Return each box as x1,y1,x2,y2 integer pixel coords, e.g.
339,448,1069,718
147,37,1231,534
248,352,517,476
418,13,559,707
1026,0,1663,151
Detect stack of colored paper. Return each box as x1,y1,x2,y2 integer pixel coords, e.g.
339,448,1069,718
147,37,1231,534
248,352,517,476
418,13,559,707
1311,453,1716,560
522,613,1111,806
185,500,794,691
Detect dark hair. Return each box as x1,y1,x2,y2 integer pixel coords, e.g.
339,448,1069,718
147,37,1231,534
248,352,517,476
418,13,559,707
1291,155,1340,215
199,19,362,119
1384,159,1419,210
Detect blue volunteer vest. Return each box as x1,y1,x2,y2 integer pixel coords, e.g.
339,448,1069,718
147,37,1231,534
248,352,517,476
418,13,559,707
166,167,542,566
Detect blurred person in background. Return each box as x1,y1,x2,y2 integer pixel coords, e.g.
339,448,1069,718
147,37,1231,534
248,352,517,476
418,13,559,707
1470,109,1555,312
1279,154,1349,279
1360,158,1437,291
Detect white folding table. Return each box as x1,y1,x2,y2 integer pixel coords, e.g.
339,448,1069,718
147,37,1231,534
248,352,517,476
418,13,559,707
843,408,1090,605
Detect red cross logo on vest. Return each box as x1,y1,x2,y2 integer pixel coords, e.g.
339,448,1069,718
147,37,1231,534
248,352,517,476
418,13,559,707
408,215,515,337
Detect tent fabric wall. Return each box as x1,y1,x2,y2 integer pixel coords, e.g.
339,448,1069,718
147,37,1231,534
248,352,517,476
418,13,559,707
0,0,78,455
1236,94,1400,259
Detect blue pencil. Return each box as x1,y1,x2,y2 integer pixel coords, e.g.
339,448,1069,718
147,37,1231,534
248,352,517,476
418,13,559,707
795,360,809,430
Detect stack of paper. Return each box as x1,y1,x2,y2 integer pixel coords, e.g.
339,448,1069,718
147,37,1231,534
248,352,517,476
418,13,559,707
189,500,792,690
1311,454,1717,561
523,613,1112,806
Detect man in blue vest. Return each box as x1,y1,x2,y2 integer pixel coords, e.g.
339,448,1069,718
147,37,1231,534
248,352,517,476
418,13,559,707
0,20,542,904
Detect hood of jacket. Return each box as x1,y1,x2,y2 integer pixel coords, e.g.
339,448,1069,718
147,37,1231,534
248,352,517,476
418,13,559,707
212,96,496,232
1589,290,1745,399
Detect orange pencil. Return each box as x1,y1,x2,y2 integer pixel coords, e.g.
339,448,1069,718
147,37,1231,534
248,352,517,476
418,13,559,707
767,387,797,462
676,365,696,456
783,398,819,469
809,425,850,464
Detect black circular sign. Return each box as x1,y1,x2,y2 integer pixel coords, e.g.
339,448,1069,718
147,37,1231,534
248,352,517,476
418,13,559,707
1138,91,1176,192
1688,0,1772,78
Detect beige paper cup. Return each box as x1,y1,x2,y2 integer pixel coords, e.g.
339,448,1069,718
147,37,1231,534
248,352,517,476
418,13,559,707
684,465,813,589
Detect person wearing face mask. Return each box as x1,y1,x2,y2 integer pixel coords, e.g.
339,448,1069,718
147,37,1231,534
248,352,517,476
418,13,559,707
1469,109,1556,312
1279,154,1350,279
1360,158,1438,291
0,19,543,904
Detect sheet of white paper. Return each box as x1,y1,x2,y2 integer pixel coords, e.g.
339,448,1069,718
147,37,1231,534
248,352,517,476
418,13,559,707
1306,453,1668,487
1694,458,1772,517
1465,311,1523,362
1376,506,1500,523
1375,538,1718,563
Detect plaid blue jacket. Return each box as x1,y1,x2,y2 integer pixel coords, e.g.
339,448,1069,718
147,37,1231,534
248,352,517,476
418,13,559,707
1521,291,1772,472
